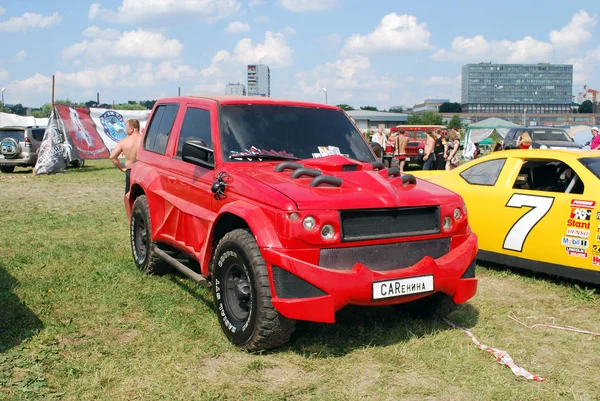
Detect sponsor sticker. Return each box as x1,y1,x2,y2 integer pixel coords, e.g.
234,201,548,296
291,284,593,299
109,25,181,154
597,211,600,220
562,237,588,248
593,256,600,267
570,208,592,221
566,247,588,258
565,228,590,239
570,199,596,208
567,219,591,229
592,244,600,256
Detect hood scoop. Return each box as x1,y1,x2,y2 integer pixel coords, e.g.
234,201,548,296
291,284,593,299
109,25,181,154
273,161,342,187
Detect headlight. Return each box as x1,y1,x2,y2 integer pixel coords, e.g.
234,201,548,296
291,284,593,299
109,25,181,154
321,224,335,240
303,216,316,230
418,148,424,154
443,217,452,231
539,145,548,149
453,208,462,221
289,212,300,222
462,204,467,215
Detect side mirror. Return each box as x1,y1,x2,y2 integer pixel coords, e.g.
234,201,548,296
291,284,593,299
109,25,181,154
182,139,214,169
369,141,383,158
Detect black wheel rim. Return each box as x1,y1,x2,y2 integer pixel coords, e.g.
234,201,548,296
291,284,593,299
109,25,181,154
133,213,148,261
223,263,251,322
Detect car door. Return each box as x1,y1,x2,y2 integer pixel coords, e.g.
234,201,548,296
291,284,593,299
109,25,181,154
161,103,216,255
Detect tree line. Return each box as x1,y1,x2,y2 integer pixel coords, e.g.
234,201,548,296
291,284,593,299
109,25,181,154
0,99,156,118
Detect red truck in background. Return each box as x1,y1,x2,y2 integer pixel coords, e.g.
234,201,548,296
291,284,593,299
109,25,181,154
389,125,446,168
124,97,477,351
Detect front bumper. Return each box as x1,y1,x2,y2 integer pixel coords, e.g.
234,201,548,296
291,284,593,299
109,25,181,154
264,232,478,323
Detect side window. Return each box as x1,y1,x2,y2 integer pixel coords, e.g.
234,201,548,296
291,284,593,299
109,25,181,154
460,158,506,186
31,129,45,142
513,160,585,194
177,107,212,157
143,104,179,155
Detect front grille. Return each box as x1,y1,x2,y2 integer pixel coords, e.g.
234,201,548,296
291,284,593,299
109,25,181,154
340,207,440,241
319,238,451,272
271,266,327,299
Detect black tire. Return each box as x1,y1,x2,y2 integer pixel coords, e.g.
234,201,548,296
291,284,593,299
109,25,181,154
393,293,458,319
130,195,170,275
0,166,15,173
212,229,296,351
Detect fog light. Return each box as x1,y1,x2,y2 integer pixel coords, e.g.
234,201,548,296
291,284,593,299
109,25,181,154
462,204,467,215
289,212,300,222
303,216,316,230
443,217,452,231
418,148,424,154
321,224,335,240
453,208,462,221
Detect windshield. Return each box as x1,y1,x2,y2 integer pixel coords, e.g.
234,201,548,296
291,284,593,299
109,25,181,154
0,130,25,141
219,105,375,162
579,157,600,180
531,129,571,142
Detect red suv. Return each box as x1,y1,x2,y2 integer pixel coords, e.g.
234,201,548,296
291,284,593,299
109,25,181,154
125,96,477,351
389,125,445,168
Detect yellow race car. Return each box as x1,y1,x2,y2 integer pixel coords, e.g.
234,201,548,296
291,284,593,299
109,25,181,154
412,149,600,284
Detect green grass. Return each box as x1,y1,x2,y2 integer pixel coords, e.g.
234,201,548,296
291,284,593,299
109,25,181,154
1,160,600,400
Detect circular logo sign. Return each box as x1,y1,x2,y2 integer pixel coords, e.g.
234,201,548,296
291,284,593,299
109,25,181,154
99,110,126,142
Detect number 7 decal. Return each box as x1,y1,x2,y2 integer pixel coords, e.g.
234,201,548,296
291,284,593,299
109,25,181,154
503,194,554,252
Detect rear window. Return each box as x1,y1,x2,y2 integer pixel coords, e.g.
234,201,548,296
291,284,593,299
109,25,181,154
531,129,571,142
579,157,600,180
0,130,25,141
460,158,506,186
31,129,45,142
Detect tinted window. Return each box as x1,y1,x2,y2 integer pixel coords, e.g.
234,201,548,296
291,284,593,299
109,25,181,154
143,104,179,155
460,158,506,186
531,129,571,142
177,107,212,157
31,129,45,142
219,105,375,162
0,130,25,141
513,159,584,194
579,157,600,180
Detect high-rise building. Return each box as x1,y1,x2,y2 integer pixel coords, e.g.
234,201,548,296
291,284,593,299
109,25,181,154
247,64,270,97
225,83,246,96
461,63,573,114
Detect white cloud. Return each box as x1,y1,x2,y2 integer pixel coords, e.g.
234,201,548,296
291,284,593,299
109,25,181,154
225,21,250,34
343,13,433,53
423,75,461,87
568,46,600,85
89,0,241,23
291,55,399,106
13,50,27,62
550,9,596,47
254,15,269,23
0,69,8,81
191,81,227,95
201,31,293,78
0,12,61,32
62,29,183,62
432,35,552,63
0,7,6,15
281,26,296,35
83,25,121,40
278,0,338,12
249,0,262,6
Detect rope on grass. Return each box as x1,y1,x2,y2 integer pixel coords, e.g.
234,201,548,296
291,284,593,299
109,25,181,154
508,312,600,336
444,318,547,382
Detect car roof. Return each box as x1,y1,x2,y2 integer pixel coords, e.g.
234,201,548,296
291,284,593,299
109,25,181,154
156,95,340,110
481,148,596,160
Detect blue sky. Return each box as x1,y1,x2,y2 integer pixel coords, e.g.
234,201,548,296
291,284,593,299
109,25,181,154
0,0,599,109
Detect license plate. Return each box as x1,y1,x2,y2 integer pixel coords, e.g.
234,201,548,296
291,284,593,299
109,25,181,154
372,275,434,300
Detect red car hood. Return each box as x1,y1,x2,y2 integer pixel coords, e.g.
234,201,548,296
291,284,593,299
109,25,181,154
227,156,461,211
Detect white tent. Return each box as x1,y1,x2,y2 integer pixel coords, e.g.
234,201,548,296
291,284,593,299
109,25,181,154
0,112,49,128
464,117,524,144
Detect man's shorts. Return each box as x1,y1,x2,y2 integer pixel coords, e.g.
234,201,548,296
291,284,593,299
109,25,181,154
395,155,406,161
125,169,131,194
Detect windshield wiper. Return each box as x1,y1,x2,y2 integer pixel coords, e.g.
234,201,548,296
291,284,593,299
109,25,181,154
229,154,301,161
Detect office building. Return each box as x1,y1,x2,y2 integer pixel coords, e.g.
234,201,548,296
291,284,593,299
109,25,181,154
247,64,270,97
461,63,573,114
412,99,449,114
225,83,246,96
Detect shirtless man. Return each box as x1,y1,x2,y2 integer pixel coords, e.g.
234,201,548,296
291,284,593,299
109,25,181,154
110,119,142,194
395,129,410,174
422,129,436,170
